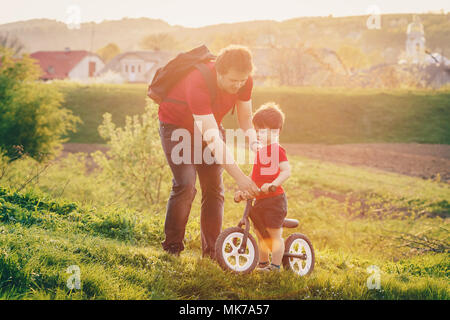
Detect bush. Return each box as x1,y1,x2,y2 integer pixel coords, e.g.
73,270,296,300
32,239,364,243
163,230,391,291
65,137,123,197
92,102,171,209
0,47,81,161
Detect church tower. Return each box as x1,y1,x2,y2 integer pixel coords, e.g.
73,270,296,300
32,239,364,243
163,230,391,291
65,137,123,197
406,15,426,64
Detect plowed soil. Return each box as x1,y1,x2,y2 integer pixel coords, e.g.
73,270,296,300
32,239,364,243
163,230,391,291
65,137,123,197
60,143,450,183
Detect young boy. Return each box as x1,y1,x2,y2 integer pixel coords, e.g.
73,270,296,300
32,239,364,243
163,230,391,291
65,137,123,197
235,102,291,272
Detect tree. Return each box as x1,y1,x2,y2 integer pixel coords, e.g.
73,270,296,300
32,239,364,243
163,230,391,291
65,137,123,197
140,33,180,51
209,30,257,54
96,43,121,63
269,46,307,86
0,33,25,57
337,45,370,71
0,47,80,162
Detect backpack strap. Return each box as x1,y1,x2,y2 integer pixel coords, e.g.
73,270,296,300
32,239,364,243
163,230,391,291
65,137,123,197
194,63,217,111
161,63,218,113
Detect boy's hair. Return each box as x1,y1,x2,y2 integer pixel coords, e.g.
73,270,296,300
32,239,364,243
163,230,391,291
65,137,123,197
252,102,285,130
215,45,255,75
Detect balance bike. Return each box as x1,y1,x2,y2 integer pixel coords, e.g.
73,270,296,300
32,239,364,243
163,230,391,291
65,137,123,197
215,186,315,275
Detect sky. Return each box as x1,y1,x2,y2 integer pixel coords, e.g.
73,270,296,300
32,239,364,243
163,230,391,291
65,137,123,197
1,0,449,27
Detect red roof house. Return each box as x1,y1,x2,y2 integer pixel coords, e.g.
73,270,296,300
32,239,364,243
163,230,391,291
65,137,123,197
30,49,105,80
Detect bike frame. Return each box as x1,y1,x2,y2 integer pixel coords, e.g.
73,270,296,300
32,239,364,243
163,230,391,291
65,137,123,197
237,199,253,254
236,199,307,260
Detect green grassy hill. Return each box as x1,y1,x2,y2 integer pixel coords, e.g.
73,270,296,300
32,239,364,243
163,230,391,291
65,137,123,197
1,151,448,299
56,82,450,145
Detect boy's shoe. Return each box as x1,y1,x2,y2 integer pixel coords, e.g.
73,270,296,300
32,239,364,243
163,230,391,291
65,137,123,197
256,261,270,271
258,264,281,272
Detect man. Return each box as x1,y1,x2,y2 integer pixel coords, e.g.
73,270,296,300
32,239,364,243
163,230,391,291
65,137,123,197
158,45,260,258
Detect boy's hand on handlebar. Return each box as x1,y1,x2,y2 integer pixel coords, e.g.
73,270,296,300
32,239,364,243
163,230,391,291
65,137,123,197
260,183,270,193
260,183,277,193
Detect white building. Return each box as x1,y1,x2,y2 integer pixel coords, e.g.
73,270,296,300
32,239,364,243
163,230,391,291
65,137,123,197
99,51,175,83
30,49,105,81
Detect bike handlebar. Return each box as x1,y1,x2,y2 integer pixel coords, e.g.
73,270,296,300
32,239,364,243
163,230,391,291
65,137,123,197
234,184,278,203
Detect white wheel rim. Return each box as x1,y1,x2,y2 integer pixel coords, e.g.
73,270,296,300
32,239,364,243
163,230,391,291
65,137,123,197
288,238,312,276
221,232,256,272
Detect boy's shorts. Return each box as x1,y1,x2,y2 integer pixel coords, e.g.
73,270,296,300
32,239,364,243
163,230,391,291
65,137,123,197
249,193,287,238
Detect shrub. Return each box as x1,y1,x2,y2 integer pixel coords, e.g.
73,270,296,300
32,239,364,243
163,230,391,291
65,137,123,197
0,47,81,161
93,102,171,208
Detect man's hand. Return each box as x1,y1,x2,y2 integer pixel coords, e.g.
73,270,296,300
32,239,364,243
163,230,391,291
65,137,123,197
234,190,244,202
236,175,260,198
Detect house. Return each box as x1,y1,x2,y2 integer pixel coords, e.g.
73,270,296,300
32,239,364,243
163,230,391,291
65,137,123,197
99,51,175,83
30,49,105,81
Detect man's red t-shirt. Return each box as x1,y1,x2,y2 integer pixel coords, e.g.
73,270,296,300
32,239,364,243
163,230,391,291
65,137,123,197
158,61,253,133
251,143,288,200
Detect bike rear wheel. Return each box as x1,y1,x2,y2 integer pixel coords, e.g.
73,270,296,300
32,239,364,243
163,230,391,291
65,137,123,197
282,233,315,276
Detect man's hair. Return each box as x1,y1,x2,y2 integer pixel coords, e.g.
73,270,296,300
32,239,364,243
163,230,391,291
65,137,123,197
215,45,255,75
252,102,285,130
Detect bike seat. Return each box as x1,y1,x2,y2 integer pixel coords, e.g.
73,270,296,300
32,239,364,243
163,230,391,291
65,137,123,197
283,218,299,228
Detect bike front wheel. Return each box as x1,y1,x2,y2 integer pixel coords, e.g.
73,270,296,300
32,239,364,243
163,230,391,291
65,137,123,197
215,227,259,274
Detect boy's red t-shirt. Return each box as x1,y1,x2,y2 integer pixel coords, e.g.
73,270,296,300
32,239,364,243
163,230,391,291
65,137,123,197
251,143,288,200
158,61,253,133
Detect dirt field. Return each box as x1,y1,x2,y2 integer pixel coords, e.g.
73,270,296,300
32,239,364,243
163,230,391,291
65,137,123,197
61,142,450,183
283,143,450,183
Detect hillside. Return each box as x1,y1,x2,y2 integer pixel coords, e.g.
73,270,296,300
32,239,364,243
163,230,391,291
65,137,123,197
1,13,450,61
0,18,175,53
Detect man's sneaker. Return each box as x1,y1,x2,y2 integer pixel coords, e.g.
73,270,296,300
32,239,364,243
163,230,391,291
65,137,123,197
202,251,216,261
165,249,180,257
164,244,182,257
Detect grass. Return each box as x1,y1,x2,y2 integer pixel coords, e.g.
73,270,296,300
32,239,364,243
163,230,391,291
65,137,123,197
0,151,448,300
0,83,448,299
55,82,149,144
54,82,450,144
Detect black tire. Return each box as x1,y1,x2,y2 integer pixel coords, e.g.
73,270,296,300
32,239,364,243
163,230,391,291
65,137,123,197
215,227,259,274
282,233,315,276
